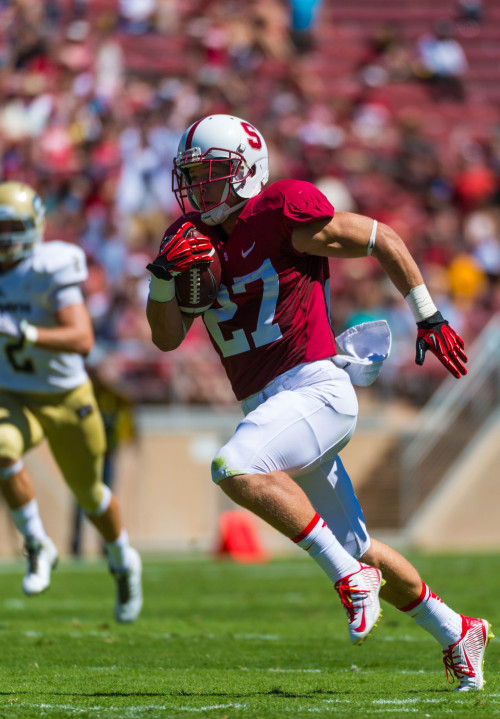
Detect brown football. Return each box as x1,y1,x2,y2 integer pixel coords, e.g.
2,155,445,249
175,252,222,316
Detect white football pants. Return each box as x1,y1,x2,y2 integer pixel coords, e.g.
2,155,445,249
211,359,370,558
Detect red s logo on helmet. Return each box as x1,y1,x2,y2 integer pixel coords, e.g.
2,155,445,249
241,122,262,150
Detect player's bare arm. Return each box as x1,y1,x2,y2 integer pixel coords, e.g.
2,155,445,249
0,301,95,355
292,212,424,296
32,303,94,356
293,211,467,378
146,296,193,352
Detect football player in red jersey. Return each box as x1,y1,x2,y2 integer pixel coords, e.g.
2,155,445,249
146,115,491,690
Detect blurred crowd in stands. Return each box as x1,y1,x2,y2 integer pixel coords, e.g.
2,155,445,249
1,0,499,406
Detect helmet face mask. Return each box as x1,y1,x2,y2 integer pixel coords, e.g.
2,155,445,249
172,115,269,225
175,153,247,214
0,182,45,264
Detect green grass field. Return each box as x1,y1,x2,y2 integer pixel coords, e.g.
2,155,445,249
1,552,499,719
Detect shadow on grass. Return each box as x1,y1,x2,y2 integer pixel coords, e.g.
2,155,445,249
0,688,454,698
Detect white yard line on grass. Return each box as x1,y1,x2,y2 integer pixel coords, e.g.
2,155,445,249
177,705,247,713
0,703,248,716
3,697,500,717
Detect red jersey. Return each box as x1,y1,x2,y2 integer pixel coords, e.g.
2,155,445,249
167,179,337,400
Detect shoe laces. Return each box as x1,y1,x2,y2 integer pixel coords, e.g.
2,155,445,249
442,644,473,685
335,581,366,623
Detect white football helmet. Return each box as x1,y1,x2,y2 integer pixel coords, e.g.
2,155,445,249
173,114,269,226
0,181,45,263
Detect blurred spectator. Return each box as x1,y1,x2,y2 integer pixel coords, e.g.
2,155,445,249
298,103,346,154
453,146,498,213
114,113,174,249
252,0,294,61
350,84,393,147
419,207,463,268
344,275,387,328
315,175,356,213
414,20,468,102
455,0,483,26
393,113,447,204
94,17,125,103
357,24,413,87
448,252,487,308
169,320,235,405
463,207,500,280
7,1,49,71
288,0,322,53
119,0,157,34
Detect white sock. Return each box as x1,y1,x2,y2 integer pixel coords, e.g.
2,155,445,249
399,582,464,647
292,513,361,583
10,499,47,542
105,529,131,571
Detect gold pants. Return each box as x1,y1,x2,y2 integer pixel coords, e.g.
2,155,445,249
0,379,107,512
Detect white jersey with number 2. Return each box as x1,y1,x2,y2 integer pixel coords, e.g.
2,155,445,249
0,241,89,393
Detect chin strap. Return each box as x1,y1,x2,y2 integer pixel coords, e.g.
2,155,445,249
201,198,249,226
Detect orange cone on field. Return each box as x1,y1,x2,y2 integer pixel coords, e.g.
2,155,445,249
215,510,269,563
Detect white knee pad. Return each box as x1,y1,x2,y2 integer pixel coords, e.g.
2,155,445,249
85,484,112,517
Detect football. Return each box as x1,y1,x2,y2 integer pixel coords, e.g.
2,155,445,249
175,252,222,316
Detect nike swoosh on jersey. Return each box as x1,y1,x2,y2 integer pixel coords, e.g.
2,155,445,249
241,242,256,258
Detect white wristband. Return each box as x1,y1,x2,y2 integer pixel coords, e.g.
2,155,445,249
367,219,377,256
405,284,438,322
148,275,176,303
19,320,38,344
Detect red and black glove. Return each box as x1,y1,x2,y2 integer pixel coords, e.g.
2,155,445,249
415,311,468,378
146,221,214,281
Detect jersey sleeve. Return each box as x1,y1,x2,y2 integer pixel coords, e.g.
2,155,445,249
34,241,88,286
34,241,89,310
52,284,85,310
49,244,88,309
281,180,335,230
50,243,88,287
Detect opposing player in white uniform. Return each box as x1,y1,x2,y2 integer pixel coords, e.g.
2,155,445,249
0,181,142,623
146,114,492,689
